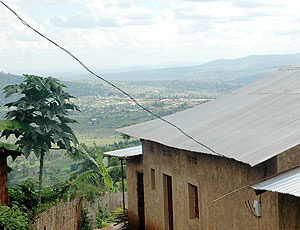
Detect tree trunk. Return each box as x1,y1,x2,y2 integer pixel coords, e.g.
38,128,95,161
38,152,45,203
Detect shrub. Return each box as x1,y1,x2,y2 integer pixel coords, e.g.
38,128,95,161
9,180,39,212
96,204,110,228
0,202,29,230
78,207,92,230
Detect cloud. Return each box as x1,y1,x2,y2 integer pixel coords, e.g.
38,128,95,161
183,0,228,2
104,0,135,9
8,0,79,5
50,15,119,28
50,1,156,28
233,0,282,9
50,13,154,28
3,0,300,74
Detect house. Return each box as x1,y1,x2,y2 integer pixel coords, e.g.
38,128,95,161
118,66,300,230
0,142,22,205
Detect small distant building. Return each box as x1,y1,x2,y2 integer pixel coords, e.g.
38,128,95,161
118,66,300,230
0,142,22,205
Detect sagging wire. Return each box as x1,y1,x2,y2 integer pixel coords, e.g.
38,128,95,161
245,200,257,217
0,0,223,156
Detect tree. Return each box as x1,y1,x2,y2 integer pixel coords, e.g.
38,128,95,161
1,74,79,200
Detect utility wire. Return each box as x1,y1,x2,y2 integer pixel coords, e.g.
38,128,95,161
0,1,222,156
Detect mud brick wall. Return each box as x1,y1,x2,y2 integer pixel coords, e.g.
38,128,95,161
35,197,82,230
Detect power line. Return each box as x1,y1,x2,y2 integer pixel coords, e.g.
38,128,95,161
0,1,222,156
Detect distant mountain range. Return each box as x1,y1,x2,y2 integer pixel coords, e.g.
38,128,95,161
2,53,300,84
100,53,300,83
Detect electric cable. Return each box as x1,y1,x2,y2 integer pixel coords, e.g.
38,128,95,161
0,1,222,156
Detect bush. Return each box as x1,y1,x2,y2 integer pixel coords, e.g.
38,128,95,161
78,207,92,230
9,180,39,212
9,180,75,216
0,202,29,230
96,204,110,228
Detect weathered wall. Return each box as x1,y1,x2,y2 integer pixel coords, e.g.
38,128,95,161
35,197,82,230
0,156,9,206
277,144,300,173
278,194,300,230
127,140,281,230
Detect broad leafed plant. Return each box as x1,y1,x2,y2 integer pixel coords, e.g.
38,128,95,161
1,74,79,196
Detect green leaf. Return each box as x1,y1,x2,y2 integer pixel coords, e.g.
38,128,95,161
103,157,108,168
0,120,29,132
3,85,18,98
23,145,32,158
33,145,42,158
104,172,114,190
0,142,22,153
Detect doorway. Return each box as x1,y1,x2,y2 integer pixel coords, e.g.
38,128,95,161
137,172,145,229
163,174,173,230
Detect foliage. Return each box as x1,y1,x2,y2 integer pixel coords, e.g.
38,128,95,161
1,74,79,158
114,179,127,193
70,143,114,193
9,179,74,215
0,120,29,132
108,163,123,184
106,207,129,230
78,207,92,230
1,74,79,193
9,180,39,212
7,150,77,186
95,204,110,228
0,202,29,230
75,183,101,202
6,139,138,187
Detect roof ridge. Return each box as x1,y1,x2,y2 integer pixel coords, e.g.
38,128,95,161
279,66,300,71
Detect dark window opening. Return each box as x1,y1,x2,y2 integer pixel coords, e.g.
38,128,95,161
151,168,155,190
188,183,199,219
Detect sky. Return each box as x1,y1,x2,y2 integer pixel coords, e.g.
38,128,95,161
1,0,300,75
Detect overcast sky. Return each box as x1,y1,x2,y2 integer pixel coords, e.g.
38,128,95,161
1,0,300,75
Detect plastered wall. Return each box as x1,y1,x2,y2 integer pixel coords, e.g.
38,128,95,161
277,144,300,173
127,141,282,230
278,194,300,230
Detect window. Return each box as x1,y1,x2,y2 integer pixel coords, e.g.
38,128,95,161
151,168,155,190
188,183,199,219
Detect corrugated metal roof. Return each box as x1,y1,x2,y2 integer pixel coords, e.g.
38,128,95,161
104,146,142,158
250,166,300,197
117,67,300,166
